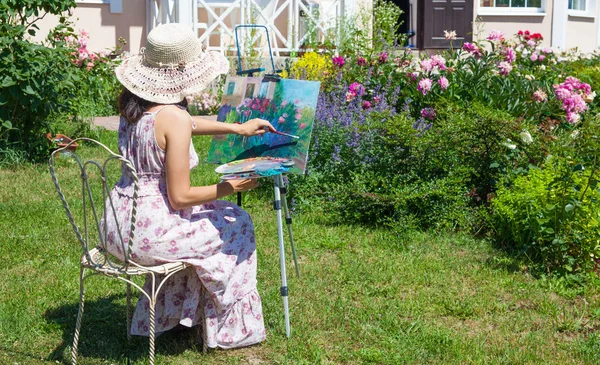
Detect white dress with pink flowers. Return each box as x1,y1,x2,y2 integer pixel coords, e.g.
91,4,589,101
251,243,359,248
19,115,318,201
102,109,266,349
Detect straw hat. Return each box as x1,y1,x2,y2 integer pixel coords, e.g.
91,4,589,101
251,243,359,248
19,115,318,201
115,23,229,104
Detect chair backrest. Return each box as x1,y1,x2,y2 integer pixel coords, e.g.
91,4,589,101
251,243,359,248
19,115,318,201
49,138,140,272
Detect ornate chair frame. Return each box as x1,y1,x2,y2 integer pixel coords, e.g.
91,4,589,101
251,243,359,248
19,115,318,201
49,138,202,365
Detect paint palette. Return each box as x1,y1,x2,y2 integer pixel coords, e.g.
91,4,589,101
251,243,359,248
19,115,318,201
215,156,294,176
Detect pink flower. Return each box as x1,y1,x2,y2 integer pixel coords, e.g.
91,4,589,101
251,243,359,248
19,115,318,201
278,116,285,123
530,53,539,62
86,62,94,71
504,47,516,63
498,61,512,76
462,42,482,57
438,76,449,91
357,56,367,66
420,59,434,72
527,40,536,47
348,82,365,96
431,55,447,70
362,101,372,110
373,96,381,104
299,122,307,129
487,30,505,41
378,52,388,63
532,89,548,103
332,56,345,67
295,113,302,120
421,107,436,120
539,55,546,61
417,78,433,95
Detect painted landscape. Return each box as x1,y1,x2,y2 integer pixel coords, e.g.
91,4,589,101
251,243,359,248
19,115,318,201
207,76,320,175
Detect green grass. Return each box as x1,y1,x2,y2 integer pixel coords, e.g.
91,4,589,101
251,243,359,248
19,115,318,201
1,129,599,364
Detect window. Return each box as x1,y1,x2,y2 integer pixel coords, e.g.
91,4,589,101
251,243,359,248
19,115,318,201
480,0,541,7
479,0,545,14
568,0,586,10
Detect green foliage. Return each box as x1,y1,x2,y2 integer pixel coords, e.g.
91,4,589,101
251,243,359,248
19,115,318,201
492,115,600,274
0,0,78,162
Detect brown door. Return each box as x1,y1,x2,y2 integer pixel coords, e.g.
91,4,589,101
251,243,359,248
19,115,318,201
420,0,473,48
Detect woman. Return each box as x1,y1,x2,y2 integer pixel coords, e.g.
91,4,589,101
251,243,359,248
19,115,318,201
102,22,273,349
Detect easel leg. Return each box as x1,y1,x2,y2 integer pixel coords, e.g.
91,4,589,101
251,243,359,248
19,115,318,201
278,175,300,278
273,175,291,338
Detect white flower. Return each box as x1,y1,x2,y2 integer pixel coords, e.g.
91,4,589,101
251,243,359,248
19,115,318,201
444,30,457,40
585,91,596,103
520,131,533,144
503,139,517,150
525,75,535,81
571,130,580,138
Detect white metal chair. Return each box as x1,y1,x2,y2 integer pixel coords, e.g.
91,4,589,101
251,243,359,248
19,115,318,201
49,138,201,365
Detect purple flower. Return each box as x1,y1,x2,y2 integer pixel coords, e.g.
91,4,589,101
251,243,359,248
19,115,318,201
332,56,345,67
357,56,368,66
362,101,372,110
378,52,388,63
412,117,433,134
332,145,342,162
417,78,433,95
438,76,449,91
421,107,436,120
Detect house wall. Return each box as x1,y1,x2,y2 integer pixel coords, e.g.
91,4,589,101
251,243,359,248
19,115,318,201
34,1,147,53
473,0,553,48
566,14,598,51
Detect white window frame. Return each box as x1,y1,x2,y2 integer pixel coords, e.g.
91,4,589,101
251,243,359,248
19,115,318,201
568,0,596,18
478,0,547,16
76,0,122,13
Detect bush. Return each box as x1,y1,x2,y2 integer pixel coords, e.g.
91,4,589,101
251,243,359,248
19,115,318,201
0,0,78,162
492,115,600,274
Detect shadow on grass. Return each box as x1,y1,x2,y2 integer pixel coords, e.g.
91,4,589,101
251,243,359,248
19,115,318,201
43,293,201,364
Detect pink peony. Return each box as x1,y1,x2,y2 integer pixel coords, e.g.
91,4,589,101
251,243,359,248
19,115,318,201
348,82,365,96
417,78,433,95
357,56,367,66
530,53,539,62
532,89,548,103
420,59,434,72
504,47,516,63
378,52,388,63
487,30,505,41
362,101,372,110
498,61,512,76
332,56,345,67
438,76,449,91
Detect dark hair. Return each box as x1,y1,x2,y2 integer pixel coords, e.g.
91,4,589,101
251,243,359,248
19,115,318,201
118,88,189,123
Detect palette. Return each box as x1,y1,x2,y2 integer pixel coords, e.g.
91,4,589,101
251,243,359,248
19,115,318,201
215,156,294,179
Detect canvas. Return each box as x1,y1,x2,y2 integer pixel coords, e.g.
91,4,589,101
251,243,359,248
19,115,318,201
207,76,321,175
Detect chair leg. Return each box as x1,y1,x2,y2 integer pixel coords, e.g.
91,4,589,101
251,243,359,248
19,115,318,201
148,287,156,365
126,278,131,342
71,267,86,365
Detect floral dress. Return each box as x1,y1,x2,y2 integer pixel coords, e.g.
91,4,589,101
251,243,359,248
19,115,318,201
101,108,266,349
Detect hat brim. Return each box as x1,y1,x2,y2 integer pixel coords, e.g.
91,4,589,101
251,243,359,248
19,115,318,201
115,51,230,104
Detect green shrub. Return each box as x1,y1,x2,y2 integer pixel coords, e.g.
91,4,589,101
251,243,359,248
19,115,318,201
0,0,78,162
492,115,600,274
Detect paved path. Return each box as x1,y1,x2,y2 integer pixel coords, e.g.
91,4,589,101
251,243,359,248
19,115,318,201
92,115,218,131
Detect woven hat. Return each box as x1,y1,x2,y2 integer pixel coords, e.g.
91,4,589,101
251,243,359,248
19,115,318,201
115,23,229,104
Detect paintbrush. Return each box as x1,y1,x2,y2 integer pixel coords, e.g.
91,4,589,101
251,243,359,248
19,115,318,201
264,127,300,139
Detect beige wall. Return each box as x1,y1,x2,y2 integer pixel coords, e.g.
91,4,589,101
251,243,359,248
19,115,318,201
566,14,598,51
34,1,146,53
473,0,553,48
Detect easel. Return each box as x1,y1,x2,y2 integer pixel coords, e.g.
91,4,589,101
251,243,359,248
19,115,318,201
233,24,300,338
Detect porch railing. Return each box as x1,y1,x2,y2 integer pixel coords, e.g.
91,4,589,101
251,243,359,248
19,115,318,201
148,0,349,55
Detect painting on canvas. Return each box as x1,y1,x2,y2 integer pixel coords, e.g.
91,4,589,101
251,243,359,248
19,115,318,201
207,76,321,175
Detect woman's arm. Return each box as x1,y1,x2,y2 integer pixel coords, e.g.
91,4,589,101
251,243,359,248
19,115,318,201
156,108,257,210
191,115,275,136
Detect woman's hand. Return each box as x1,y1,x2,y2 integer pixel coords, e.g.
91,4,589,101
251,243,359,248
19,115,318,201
224,178,259,193
237,118,275,137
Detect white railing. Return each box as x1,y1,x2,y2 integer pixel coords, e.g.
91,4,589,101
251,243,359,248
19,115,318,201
148,0,347,55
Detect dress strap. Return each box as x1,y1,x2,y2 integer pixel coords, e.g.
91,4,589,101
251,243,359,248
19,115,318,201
153,105,197,129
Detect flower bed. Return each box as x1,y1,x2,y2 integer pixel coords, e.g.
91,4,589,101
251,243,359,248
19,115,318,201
285,29,600,275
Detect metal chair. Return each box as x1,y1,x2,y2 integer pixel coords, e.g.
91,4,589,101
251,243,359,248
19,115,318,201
49,138,199,365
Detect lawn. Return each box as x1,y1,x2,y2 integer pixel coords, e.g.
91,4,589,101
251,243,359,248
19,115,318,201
1,129,599,364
